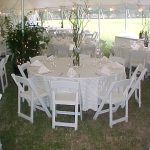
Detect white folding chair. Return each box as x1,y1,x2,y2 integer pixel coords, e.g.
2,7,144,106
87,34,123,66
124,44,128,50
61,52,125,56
11,73,51,123
93,79,131,128
129,50,146,78
129,64,147,107
17,61,30,78
0,93,2,100
3,54,9,84
50,79,82,130
29,55,47,63
0,58,8,93
4,55,9,64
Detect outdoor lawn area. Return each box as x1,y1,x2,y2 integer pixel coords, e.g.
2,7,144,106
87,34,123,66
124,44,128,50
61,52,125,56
0,57,150,150
43,18,145,43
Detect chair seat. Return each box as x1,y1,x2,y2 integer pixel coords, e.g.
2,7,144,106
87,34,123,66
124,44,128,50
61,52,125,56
55,92,76,105
109,56,125,66
107,92,126,104
20,88,48,100
100,92,126,104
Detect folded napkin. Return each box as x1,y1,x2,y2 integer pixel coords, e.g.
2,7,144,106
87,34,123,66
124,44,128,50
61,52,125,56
100,56,109,63
97,66,111,76
67,67,78,77
69,44,74,51
30,60,43,67
130,41,140,50
111,61,123,69
47,55,55,61
110,62,125,72
38,65,50,74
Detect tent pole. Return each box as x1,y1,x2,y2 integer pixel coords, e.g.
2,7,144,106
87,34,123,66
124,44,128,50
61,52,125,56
125,0,127,32
98,0,101,45
61,8,64,28
21,0,24,34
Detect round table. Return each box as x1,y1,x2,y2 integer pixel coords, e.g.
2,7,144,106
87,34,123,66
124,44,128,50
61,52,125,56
27,57,126,111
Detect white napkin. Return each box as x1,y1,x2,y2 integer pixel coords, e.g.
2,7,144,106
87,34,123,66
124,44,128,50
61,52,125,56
30,60,43,67
38,65,50,74
47,55,55,61
100,56,109,63
97,66,111,76
130,41,140,50
69,44,74,51
111,61,123,69
67,67,78,77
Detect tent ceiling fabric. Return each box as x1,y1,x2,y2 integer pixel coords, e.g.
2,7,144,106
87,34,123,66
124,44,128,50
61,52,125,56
0,0,150,10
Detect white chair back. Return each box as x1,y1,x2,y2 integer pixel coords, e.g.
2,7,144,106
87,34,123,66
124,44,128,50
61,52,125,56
29,55,47,63
0,58,8,93
129,51,146,77
17,61,30,78
128,65,147,107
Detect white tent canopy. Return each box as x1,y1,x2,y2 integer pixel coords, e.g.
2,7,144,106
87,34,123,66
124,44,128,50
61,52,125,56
0,0,149,42
0,0,150,11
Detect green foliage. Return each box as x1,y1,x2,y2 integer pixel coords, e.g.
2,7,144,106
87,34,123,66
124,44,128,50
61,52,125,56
4,17,49,64
97,40,112,57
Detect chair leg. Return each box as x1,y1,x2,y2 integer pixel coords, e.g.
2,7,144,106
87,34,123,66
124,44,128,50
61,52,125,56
18,95,21,115
79,101,82,120
93,100,105,120
135,89,138,100
129,66,131,78
135,83,141,108
109,103,113,128
125,100,128,122
52,102,56,129
30,99,34,123
1,75,4,93
139,82,141,108
75,103,78,130
38,98,51,118
4,70,8,88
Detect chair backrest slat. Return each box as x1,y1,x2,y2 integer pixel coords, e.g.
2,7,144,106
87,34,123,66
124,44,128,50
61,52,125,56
103,79,131,100
17,61,30,78
128,67,147,100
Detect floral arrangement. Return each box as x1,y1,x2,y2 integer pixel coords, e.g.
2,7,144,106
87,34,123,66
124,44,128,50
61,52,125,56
4,16,49,65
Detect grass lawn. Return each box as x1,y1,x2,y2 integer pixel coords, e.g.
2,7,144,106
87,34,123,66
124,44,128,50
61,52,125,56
0,61,150,150
44,18,145,43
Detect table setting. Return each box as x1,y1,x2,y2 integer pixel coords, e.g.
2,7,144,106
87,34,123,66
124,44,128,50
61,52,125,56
27,56,126,111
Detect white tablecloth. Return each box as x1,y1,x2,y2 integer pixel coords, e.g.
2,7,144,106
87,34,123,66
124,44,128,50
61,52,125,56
27,57,126,111
115,46,150,69
44,37,96,57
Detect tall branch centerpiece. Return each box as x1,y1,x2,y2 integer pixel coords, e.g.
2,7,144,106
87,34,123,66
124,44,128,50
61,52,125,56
69,2,89,66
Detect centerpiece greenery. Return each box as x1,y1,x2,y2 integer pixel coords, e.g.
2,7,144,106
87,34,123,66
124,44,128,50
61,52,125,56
3,16,49,69
69,3,89,66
